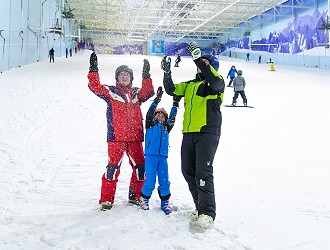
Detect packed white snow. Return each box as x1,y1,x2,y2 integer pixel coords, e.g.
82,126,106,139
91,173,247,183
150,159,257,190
1,51,330,250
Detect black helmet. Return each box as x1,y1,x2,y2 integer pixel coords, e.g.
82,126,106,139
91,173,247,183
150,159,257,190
115,65,134,83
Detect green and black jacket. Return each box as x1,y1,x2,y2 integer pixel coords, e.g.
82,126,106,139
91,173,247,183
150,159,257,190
163,58,225,136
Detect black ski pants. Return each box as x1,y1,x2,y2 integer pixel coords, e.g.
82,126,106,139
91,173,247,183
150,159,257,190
181,132,220,220
227,77,234,86
232,90,247,104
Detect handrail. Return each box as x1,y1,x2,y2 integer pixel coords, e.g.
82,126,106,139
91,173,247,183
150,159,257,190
28,26,62,32
28,26,39,62
19,31,24,67
45,31,49,51
41,0,49,30
55,5,59,25
0,30,5,73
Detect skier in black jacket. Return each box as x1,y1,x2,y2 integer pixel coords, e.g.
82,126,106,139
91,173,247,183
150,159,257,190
161,42,225,229
49,48,54,63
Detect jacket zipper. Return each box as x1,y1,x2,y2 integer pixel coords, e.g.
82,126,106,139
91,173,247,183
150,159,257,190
187,84,197,132
159,125,162,154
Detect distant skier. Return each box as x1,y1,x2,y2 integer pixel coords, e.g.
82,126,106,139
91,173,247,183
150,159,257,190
174,54,181,67
246,52,250,61
232,69,248,106
139,86,179,215
49,48,54,63
226,65,237,87
258,55,261,64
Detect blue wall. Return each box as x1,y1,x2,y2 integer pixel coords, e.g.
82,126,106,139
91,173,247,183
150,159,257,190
0,0,79,73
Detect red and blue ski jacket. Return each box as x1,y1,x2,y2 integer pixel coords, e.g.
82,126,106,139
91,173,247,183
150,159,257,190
88,72,154,142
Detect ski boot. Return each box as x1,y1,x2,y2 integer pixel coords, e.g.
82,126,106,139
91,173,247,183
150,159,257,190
189,210,198,222
128,188,140,206
100,201,113,211
139,198,149,210
196,214,214,229
161,200,172,215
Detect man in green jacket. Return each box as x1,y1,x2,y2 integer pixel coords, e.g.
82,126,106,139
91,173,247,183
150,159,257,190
161,42,225,229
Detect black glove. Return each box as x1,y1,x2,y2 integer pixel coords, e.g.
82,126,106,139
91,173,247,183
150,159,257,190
142,59,150,79
154,86,163,104
161,56,171,73
187,42,201,60
173,95,182,108
89,52,98,72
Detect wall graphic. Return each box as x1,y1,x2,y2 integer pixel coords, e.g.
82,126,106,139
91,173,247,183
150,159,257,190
223,3,329,55
250,9,329,54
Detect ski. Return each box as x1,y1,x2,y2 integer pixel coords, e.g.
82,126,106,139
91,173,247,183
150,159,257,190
224,105,255,108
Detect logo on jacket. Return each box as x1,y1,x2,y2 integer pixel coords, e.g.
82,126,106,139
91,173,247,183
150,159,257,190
199,179,205,187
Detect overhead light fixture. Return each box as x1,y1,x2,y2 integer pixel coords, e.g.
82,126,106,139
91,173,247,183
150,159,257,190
174,0,241,42
127,37,146,42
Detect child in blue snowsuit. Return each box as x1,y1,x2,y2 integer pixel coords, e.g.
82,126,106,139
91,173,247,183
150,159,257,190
140,86,179,215
227,65,238,87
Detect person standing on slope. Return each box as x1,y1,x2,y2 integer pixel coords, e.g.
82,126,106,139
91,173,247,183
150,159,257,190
174,54,181,67
161,42,225,229
139,86,180,215
88,52,154,210
226,65,237,87
49,48,54,63
232,69,248,106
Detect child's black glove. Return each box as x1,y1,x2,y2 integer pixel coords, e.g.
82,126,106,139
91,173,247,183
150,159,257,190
89,52,98,72
154,86,163,104
173,95,182,108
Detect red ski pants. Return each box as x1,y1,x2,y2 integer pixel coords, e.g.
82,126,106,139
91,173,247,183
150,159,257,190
99,141,145,204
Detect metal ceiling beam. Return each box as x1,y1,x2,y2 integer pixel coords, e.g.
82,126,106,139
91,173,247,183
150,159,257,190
65,0,315,44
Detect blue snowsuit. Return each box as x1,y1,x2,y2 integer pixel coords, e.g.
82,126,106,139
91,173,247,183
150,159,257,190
141,101,177,200
227,67,238,86
227,68,237,78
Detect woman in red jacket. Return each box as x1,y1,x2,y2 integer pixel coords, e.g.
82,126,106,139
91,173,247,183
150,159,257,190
88,52,154,210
